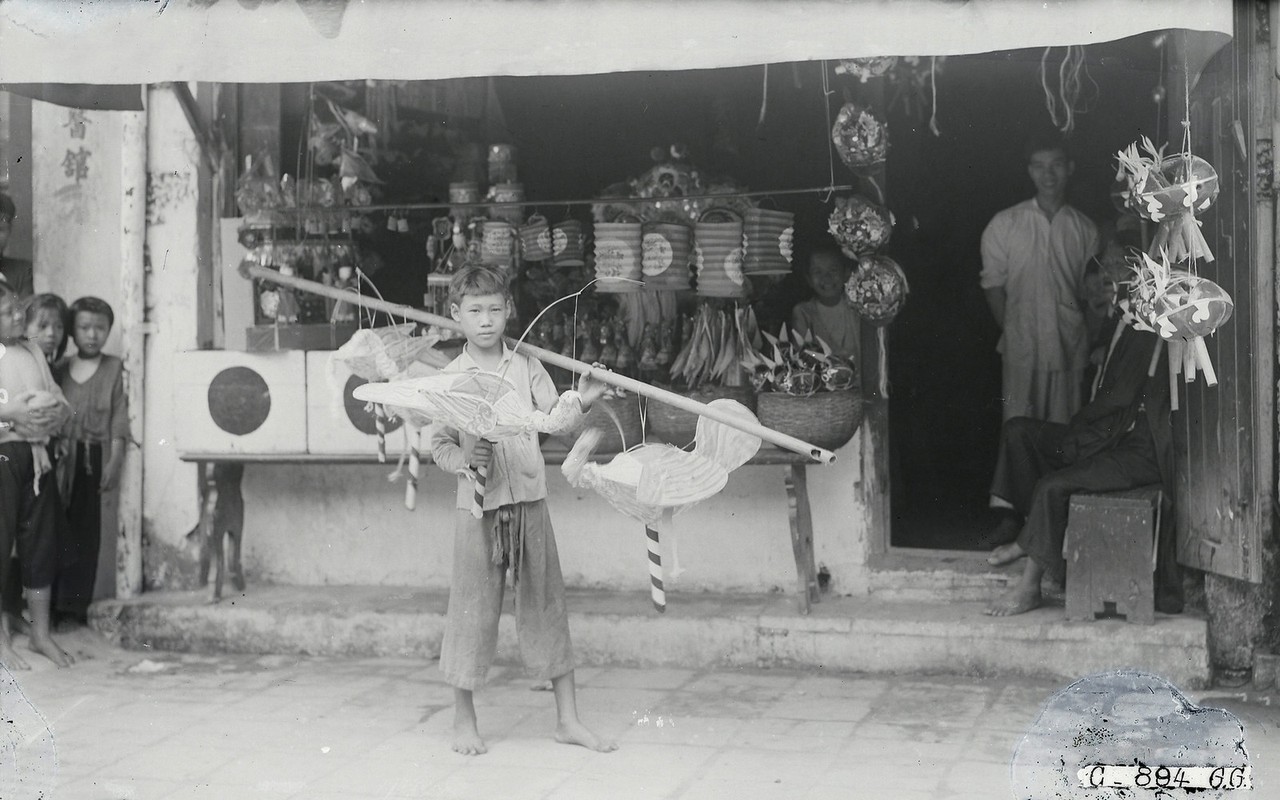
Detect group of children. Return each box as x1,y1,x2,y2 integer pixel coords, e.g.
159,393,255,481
0,282,127,671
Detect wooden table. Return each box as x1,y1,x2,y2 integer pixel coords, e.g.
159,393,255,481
178,446,822,613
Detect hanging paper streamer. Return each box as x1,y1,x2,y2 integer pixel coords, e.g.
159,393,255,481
831,103,889,170
1127,250,1233,388
1115,137,1220,263
845,255,909,326
834,57,899,83
827,195,894,257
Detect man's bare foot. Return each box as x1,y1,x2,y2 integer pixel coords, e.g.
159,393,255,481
985,586,1042,617
987,541,1026,567
452,715,487,755
555,719,618,752
0,641,30,671
8,614,31,639
28,635,73,667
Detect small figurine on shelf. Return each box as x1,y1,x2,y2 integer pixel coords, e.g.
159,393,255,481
656,319,676,367
275,265,301,323
599,318,618,367
639,324,659,371
614,323,636,373
579,317,600,363
331,265,358,324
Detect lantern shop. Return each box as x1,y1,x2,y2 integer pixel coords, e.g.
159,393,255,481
3,0,1275,684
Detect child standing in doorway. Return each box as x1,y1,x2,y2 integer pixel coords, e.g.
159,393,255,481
53,296,129,626
0,282,73,668
791,244,862,363
427,265,617,756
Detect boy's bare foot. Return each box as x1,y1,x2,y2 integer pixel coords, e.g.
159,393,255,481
0,641,30,671
555,719,618,752
452,716,487,755
987,541,1026,567
28,634,73,668
985,586,1042,617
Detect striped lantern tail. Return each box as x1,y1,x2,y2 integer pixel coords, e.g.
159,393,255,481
375,405,388,463
645,524,665,613
404,427,420,511
470,439,490,520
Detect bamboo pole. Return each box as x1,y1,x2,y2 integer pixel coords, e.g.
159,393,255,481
240,264,838,463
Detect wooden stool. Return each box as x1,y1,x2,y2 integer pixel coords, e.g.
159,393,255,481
1063,487,1161,625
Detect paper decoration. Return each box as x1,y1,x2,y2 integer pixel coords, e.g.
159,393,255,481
831,103,889,170
828,195,894,257
845,255,909,326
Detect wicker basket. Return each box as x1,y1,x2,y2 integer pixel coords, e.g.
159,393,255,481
556,395,646,453
647,385,757,448
757,389,864,451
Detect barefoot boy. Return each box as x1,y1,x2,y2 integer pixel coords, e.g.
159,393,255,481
428,265,617,755
0,283,73,669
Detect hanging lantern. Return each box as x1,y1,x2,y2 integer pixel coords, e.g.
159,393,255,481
828,195,895,257
1128,249,1233,387
845,255,908,326
831,103,889,170
1115,137,1220,262
834,57,899,83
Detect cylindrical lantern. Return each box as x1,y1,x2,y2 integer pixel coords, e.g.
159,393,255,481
551,219,586,267
478,220,516,270
593,222,644,293
742,208,795,275
642,221,693,291
694,219,746,298
519,215,552,261
489,182,525,226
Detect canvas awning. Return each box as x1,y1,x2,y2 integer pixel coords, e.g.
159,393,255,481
0,0,1233,85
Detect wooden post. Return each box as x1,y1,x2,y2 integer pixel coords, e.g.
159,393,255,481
116,102,147,599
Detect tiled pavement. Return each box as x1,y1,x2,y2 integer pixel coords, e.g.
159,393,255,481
6,628,1278,799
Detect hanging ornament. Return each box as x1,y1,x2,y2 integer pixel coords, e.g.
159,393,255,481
1127,249,1233,387
1115,136,1220,262
831,103,889,170
845,255,909,326
834,57,899,83
827,195,895,257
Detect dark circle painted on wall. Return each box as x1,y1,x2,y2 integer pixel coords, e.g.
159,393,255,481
207,366,271,436
344,375,404,436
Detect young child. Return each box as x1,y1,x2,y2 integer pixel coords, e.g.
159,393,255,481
24,293,69,365
0,282,73,668
53,296,129,626
790,244,862,362
427,265,617,756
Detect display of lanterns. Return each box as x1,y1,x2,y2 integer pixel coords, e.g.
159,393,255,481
519,215,552,261
832,103,889,170
593,221,644,293
827,195,894,257
742,208,795,275
845,255,909,325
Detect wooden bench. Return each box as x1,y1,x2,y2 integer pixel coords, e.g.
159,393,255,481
178,445,825,613
1063,486,1162,625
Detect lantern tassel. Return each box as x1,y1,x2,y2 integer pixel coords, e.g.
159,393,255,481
1192,336,1217,386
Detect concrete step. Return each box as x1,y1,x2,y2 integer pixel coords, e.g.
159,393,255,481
90,584,1211,688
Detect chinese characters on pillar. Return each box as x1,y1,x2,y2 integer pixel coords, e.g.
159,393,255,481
62,109,92,184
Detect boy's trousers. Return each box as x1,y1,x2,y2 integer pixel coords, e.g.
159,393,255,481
439,499,574,691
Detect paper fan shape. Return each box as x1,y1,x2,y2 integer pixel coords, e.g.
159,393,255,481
563,399,762,525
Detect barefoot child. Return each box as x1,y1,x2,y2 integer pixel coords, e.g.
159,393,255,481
428,265,617,756
53,297,129,625
0,283,73,668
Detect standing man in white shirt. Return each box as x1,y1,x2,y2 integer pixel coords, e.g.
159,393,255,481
980,136,1098,425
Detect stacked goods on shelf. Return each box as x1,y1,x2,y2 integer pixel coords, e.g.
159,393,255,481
593,221,644,292
742,208,795,275
694,214,746,298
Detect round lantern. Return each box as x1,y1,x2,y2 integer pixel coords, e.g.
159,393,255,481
1132,154,1220,223
1152,271,1234,340
828,195,894,257
845,255,908,326
831,103,889,170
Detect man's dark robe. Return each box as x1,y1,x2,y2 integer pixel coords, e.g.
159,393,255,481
990,317,1181,612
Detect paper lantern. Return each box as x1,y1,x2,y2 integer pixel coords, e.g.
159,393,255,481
1115,139,1220,263
742,208,795,275
835,57,899,82
828,195,894,256
1152,272,1233,341
832,103,889,170
845,255,909,326
641,221,693,290
593,221,644,293
694,219,747,298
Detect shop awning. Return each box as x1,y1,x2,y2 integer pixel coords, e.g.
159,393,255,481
0,0,1232,84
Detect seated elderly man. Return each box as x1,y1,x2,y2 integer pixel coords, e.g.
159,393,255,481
983,299,1180,617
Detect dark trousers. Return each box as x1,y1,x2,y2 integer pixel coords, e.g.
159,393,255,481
990,416,1162,583
55,442,102,618
0,442,60,592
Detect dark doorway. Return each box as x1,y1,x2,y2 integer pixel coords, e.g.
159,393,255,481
884,42,1168,550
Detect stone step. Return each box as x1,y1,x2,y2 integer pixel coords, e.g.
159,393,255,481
90,584,1211,688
